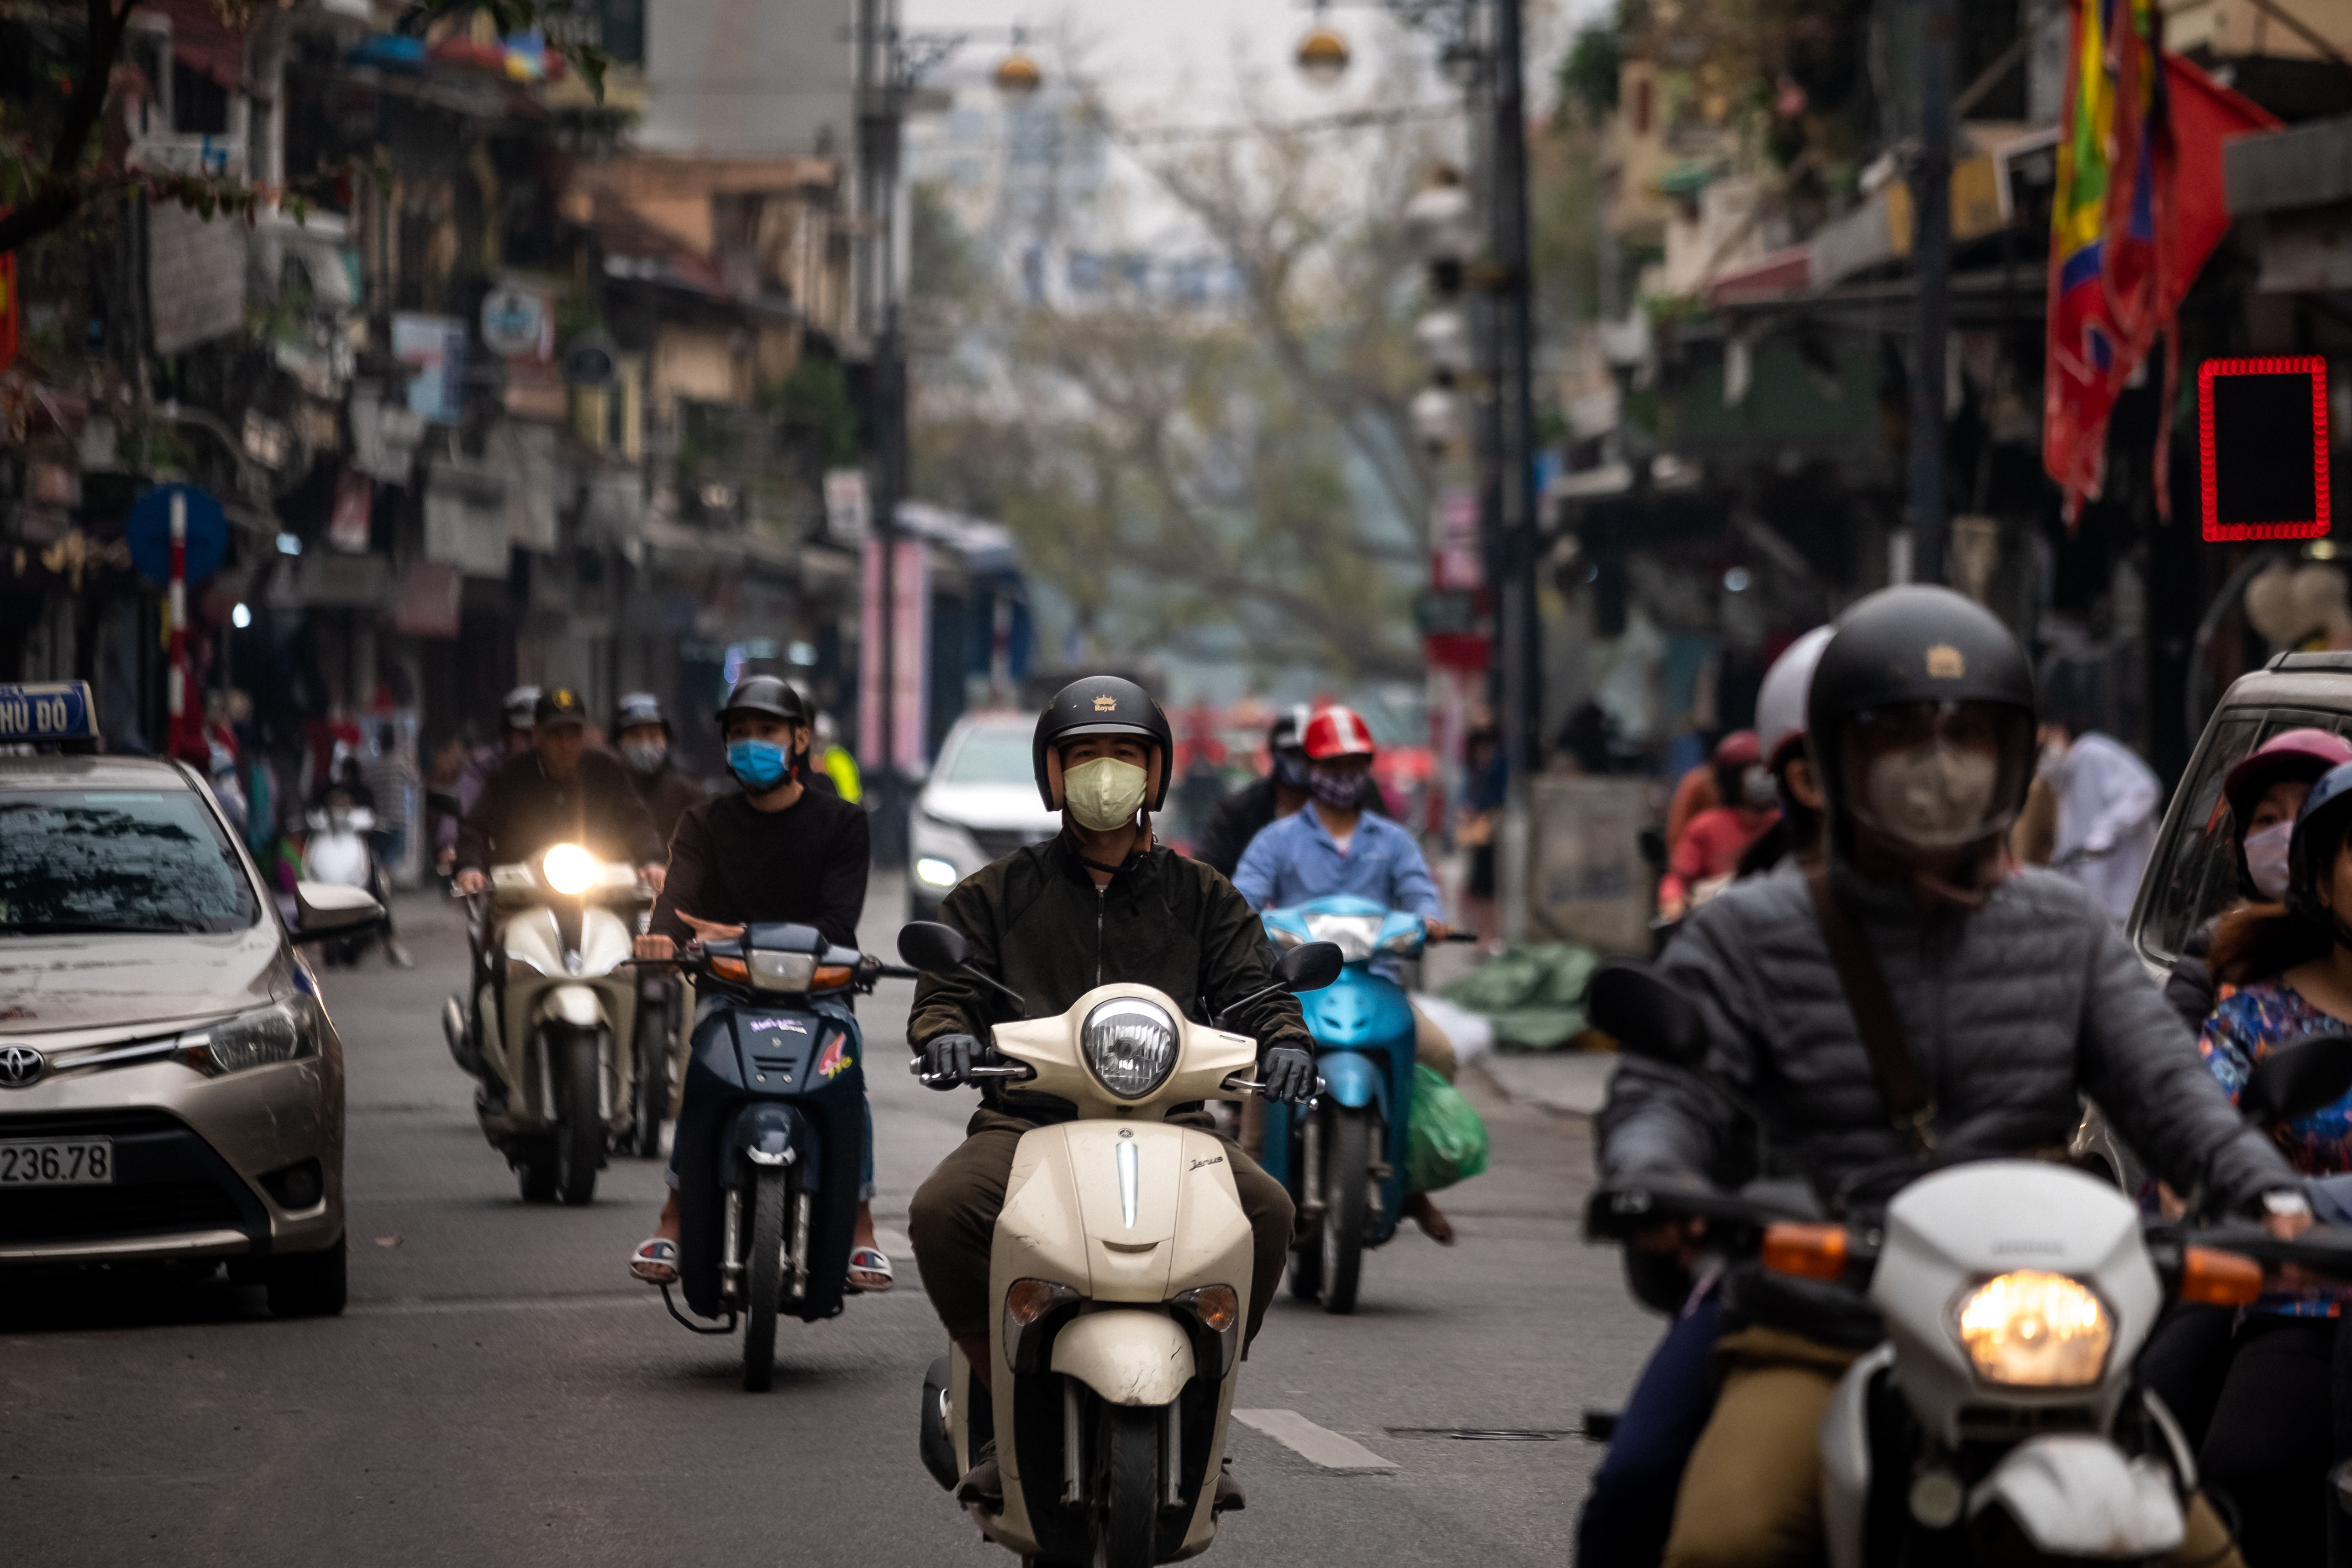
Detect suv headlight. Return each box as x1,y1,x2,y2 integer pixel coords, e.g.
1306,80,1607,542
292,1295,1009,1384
1082,997,1179,1100
175,998,322,1076
1955,1270,2112,1388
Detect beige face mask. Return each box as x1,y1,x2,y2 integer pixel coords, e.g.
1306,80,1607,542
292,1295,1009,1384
1063,757,1149,831
1862,740,2000,851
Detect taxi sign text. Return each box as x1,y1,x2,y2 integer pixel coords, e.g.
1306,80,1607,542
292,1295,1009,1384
0,681,96,741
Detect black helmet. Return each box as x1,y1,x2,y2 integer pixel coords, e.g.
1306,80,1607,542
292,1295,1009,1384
716,675,810,729
614,691,669,737
1806,585,2038,856
1267,703,1312,752
1032,675,1173,812
534,687,589,729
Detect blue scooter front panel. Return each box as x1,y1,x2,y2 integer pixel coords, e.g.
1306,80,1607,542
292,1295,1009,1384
1259,964,1418,1250
675,995,867,1323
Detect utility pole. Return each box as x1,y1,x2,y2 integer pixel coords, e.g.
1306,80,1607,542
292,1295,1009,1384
858,0,909,863
1908,0,1955,586
1491,0,1542,940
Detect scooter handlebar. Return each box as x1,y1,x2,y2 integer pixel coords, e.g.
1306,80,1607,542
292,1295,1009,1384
1220,1071,1328,1101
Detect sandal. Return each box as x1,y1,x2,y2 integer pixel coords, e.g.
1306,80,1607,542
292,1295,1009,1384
630,1237,679,1284
846,1245,895,1294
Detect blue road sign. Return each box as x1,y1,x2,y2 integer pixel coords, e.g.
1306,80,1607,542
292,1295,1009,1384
126,483,229,584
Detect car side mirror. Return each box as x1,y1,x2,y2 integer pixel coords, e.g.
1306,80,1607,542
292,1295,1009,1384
1279,941,1344,993
898,920,969,972
1587,961,1710,1068
292,880,387,942
2242,1034,2352,1125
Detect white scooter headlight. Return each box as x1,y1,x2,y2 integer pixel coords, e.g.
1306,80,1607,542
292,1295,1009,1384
1955,1270,2112,1388
1081,997,1179,1100
542,842,599,896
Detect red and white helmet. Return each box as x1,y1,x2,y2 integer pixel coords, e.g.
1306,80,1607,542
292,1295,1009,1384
1302,705,1377,761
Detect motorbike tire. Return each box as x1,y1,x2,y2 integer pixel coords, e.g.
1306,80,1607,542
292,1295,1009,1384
515,1140,558,1203
1092,1402,1161,1568
1286,1119,1324,1303
631,1013,668,1159
1321,1106,1372,1315
743,1163,788,1392
553,1029,603,1207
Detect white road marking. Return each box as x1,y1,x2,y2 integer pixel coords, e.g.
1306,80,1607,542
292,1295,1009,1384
1232,1408,1400,1473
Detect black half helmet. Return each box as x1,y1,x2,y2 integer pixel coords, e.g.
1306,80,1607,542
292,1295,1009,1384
1032,675,1174,812
614,690,669,737
1805,585,2039,855
716,675,810,729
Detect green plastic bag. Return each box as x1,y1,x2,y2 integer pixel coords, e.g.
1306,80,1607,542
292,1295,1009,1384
1405,1063,1490,1194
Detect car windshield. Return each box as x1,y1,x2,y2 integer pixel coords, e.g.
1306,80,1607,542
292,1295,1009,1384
0,789,260,934
935,723,1036,786
2136,709,2352,965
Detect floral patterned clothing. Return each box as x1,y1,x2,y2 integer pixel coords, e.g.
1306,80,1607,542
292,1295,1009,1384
2197,978,2352,1317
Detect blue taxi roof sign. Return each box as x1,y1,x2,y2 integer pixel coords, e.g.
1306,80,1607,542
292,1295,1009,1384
0,681,99,744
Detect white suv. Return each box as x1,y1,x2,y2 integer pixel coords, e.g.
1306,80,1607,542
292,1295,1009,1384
908,712,1063,920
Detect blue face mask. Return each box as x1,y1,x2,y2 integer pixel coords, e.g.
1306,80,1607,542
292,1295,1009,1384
727,738,790,793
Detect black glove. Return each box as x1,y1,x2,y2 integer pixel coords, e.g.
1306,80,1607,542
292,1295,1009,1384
1259,1044,1317,1105
920,1032,982,1090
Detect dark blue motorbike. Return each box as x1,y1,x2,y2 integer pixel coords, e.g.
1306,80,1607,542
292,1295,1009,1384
664,923,914,1389
1258,896,1434,1314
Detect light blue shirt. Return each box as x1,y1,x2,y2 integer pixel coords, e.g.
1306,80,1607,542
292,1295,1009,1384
1230,803,1446,920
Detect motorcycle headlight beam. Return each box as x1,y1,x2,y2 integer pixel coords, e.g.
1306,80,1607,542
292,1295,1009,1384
1954,1270,2113,1389
542,842,599,896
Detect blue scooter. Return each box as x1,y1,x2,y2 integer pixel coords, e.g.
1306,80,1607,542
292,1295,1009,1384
1259,895,1458,1314
661,923,915,1389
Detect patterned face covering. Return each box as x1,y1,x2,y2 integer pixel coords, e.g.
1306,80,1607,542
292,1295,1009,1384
1309,766,1366,810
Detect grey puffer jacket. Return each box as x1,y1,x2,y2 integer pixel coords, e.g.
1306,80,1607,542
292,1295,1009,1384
1599,859,2296,1214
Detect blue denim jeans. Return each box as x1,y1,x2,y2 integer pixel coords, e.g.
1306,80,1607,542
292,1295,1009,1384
1576,1286,1724,1568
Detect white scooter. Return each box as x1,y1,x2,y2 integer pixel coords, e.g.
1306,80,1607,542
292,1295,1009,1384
899,920,1342,1568
302,802,381,967
1583,963,2336,1566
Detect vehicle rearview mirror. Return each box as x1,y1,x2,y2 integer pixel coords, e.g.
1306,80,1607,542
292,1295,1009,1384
2242,1034,2352,1125
898,921,969,972
1587,961,1709,1068
1279,941,1344,993
292,880,387,941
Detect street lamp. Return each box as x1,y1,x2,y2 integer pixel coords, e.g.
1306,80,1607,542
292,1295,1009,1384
994,49,1042,100
1295,24,1350,87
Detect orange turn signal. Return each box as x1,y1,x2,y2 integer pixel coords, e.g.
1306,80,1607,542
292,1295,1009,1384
812,964,854,990
1762,1222,1849,1282
1189,1284,1240,1333
1007,1277,1072,1326
2178,1245,2264,1307
710,955,749,984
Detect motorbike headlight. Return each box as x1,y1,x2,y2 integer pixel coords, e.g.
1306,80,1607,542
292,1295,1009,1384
176,998,321,1076
1955,1270,2112,1388
1302,912,1383,963
1081,997,1179,1100
542,842,599,896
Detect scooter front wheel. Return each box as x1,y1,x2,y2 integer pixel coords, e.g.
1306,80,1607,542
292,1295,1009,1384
742,1163,788,1391
553,1029,604,1206
1092,1403,1160,1568
630,1007,668,1159
1320,1106,1372,1315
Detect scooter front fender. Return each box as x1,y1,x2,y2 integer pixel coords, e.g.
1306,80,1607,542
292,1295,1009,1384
722,1100,814,1188
1050,1310,1196,1407
1318,1050,1385,1112
539,983,604,1029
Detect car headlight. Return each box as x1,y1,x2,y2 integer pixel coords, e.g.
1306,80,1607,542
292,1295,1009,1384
542,842,599,896
175,998,321,1076
915,856,960,889
1082,997,1179,1100
1955,1271,2112,1388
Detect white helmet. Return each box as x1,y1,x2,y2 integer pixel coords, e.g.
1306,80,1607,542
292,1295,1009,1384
1755,625,1834,768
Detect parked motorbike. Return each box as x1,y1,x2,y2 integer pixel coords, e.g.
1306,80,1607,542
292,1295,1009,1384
900,919,1343,1568
1258,895,1474,1313
1581,961,2352,1566
441,842,655,1205
301,803,381,968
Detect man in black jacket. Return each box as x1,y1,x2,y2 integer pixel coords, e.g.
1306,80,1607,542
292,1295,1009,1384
906,677,1315,1508
1192,706,1385,878
453,687,666,891
612,691,706,848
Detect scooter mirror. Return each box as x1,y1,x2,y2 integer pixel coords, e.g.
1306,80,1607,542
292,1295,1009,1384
898,921,969,972
2243,1034,2352,1126
1278,940,1344,993
1587,961,1709,1068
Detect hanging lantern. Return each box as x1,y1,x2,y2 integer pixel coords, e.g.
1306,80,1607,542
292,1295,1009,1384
1295,26,1350,87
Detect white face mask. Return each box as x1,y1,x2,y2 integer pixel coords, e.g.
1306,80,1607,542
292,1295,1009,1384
1862,739,2002,851
1063,757,1149,832
2245,821,2294,902
1741,765,1779,810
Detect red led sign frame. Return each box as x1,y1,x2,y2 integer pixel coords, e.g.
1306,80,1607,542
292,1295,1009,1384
2199,355,2331,543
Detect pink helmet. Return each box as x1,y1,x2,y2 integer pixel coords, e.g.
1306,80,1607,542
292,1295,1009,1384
2224,726,2352,828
